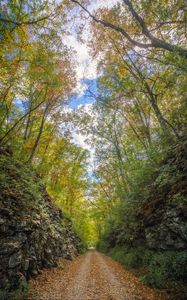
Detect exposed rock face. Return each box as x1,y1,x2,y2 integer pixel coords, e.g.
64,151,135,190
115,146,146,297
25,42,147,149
0,150,80,291
144,203,187,250
141,139,187,250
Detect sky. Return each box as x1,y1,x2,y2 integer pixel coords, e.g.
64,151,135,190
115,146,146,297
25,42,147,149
64,0,118,100
69,79,97,109
61,0,117,171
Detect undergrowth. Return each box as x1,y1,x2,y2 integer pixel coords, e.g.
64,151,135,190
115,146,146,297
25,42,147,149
0,282,29,300
106,246,187,288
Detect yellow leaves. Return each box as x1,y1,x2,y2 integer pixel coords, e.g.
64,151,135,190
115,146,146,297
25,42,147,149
1,30,15,55
2,24,29,52
24,139,36,151
117,66,127,79
16,25,30,49
4,30,14,48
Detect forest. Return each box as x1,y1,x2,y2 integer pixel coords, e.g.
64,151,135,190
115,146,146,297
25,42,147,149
0,0,187,299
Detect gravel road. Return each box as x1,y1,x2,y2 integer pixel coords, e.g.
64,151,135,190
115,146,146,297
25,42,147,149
29,250,173,300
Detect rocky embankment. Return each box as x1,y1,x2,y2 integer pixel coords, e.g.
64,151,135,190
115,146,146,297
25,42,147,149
139,139,187,250
0,149,80,292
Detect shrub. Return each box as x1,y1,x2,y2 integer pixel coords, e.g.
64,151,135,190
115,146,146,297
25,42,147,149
78,241,88,254
110,246,143,269
142,249,154,266
169,251,187,280
110,246,128,264
0,282,29,300
109,246,187,288
140,251,187,288
140,271,166,288
97,240,110,253
9,282,29,300
141,253,169,288
0,291,8,300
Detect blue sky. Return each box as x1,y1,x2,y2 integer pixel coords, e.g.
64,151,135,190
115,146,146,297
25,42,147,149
69,79,97,109
14,79,97,111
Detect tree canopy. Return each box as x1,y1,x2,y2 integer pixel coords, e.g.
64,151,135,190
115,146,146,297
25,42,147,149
0,0,187,252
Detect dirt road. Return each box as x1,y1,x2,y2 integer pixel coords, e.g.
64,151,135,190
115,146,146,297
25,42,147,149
29,250,172,300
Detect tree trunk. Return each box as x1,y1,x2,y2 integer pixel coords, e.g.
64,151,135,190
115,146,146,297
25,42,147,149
28,103,49,162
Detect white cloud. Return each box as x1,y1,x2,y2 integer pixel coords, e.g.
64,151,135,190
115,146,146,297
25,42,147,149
63,35,97,95
63,0,117,96
62,0,117,169
88,0,118,11
72,131,87,149
72,129,95,172
70,103,97,171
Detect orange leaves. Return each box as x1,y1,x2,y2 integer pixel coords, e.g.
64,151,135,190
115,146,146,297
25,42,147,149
28,251,171,300
24,138,36,151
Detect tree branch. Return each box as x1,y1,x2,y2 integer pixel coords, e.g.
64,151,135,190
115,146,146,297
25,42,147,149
0,97,46,146
123,0,187,58
71,0,187,58
0,13,55,27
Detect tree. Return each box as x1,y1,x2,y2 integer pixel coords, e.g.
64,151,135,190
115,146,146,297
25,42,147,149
70,0,187,58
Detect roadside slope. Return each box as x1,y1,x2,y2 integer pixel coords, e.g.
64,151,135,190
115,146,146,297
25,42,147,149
0,149,80,295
